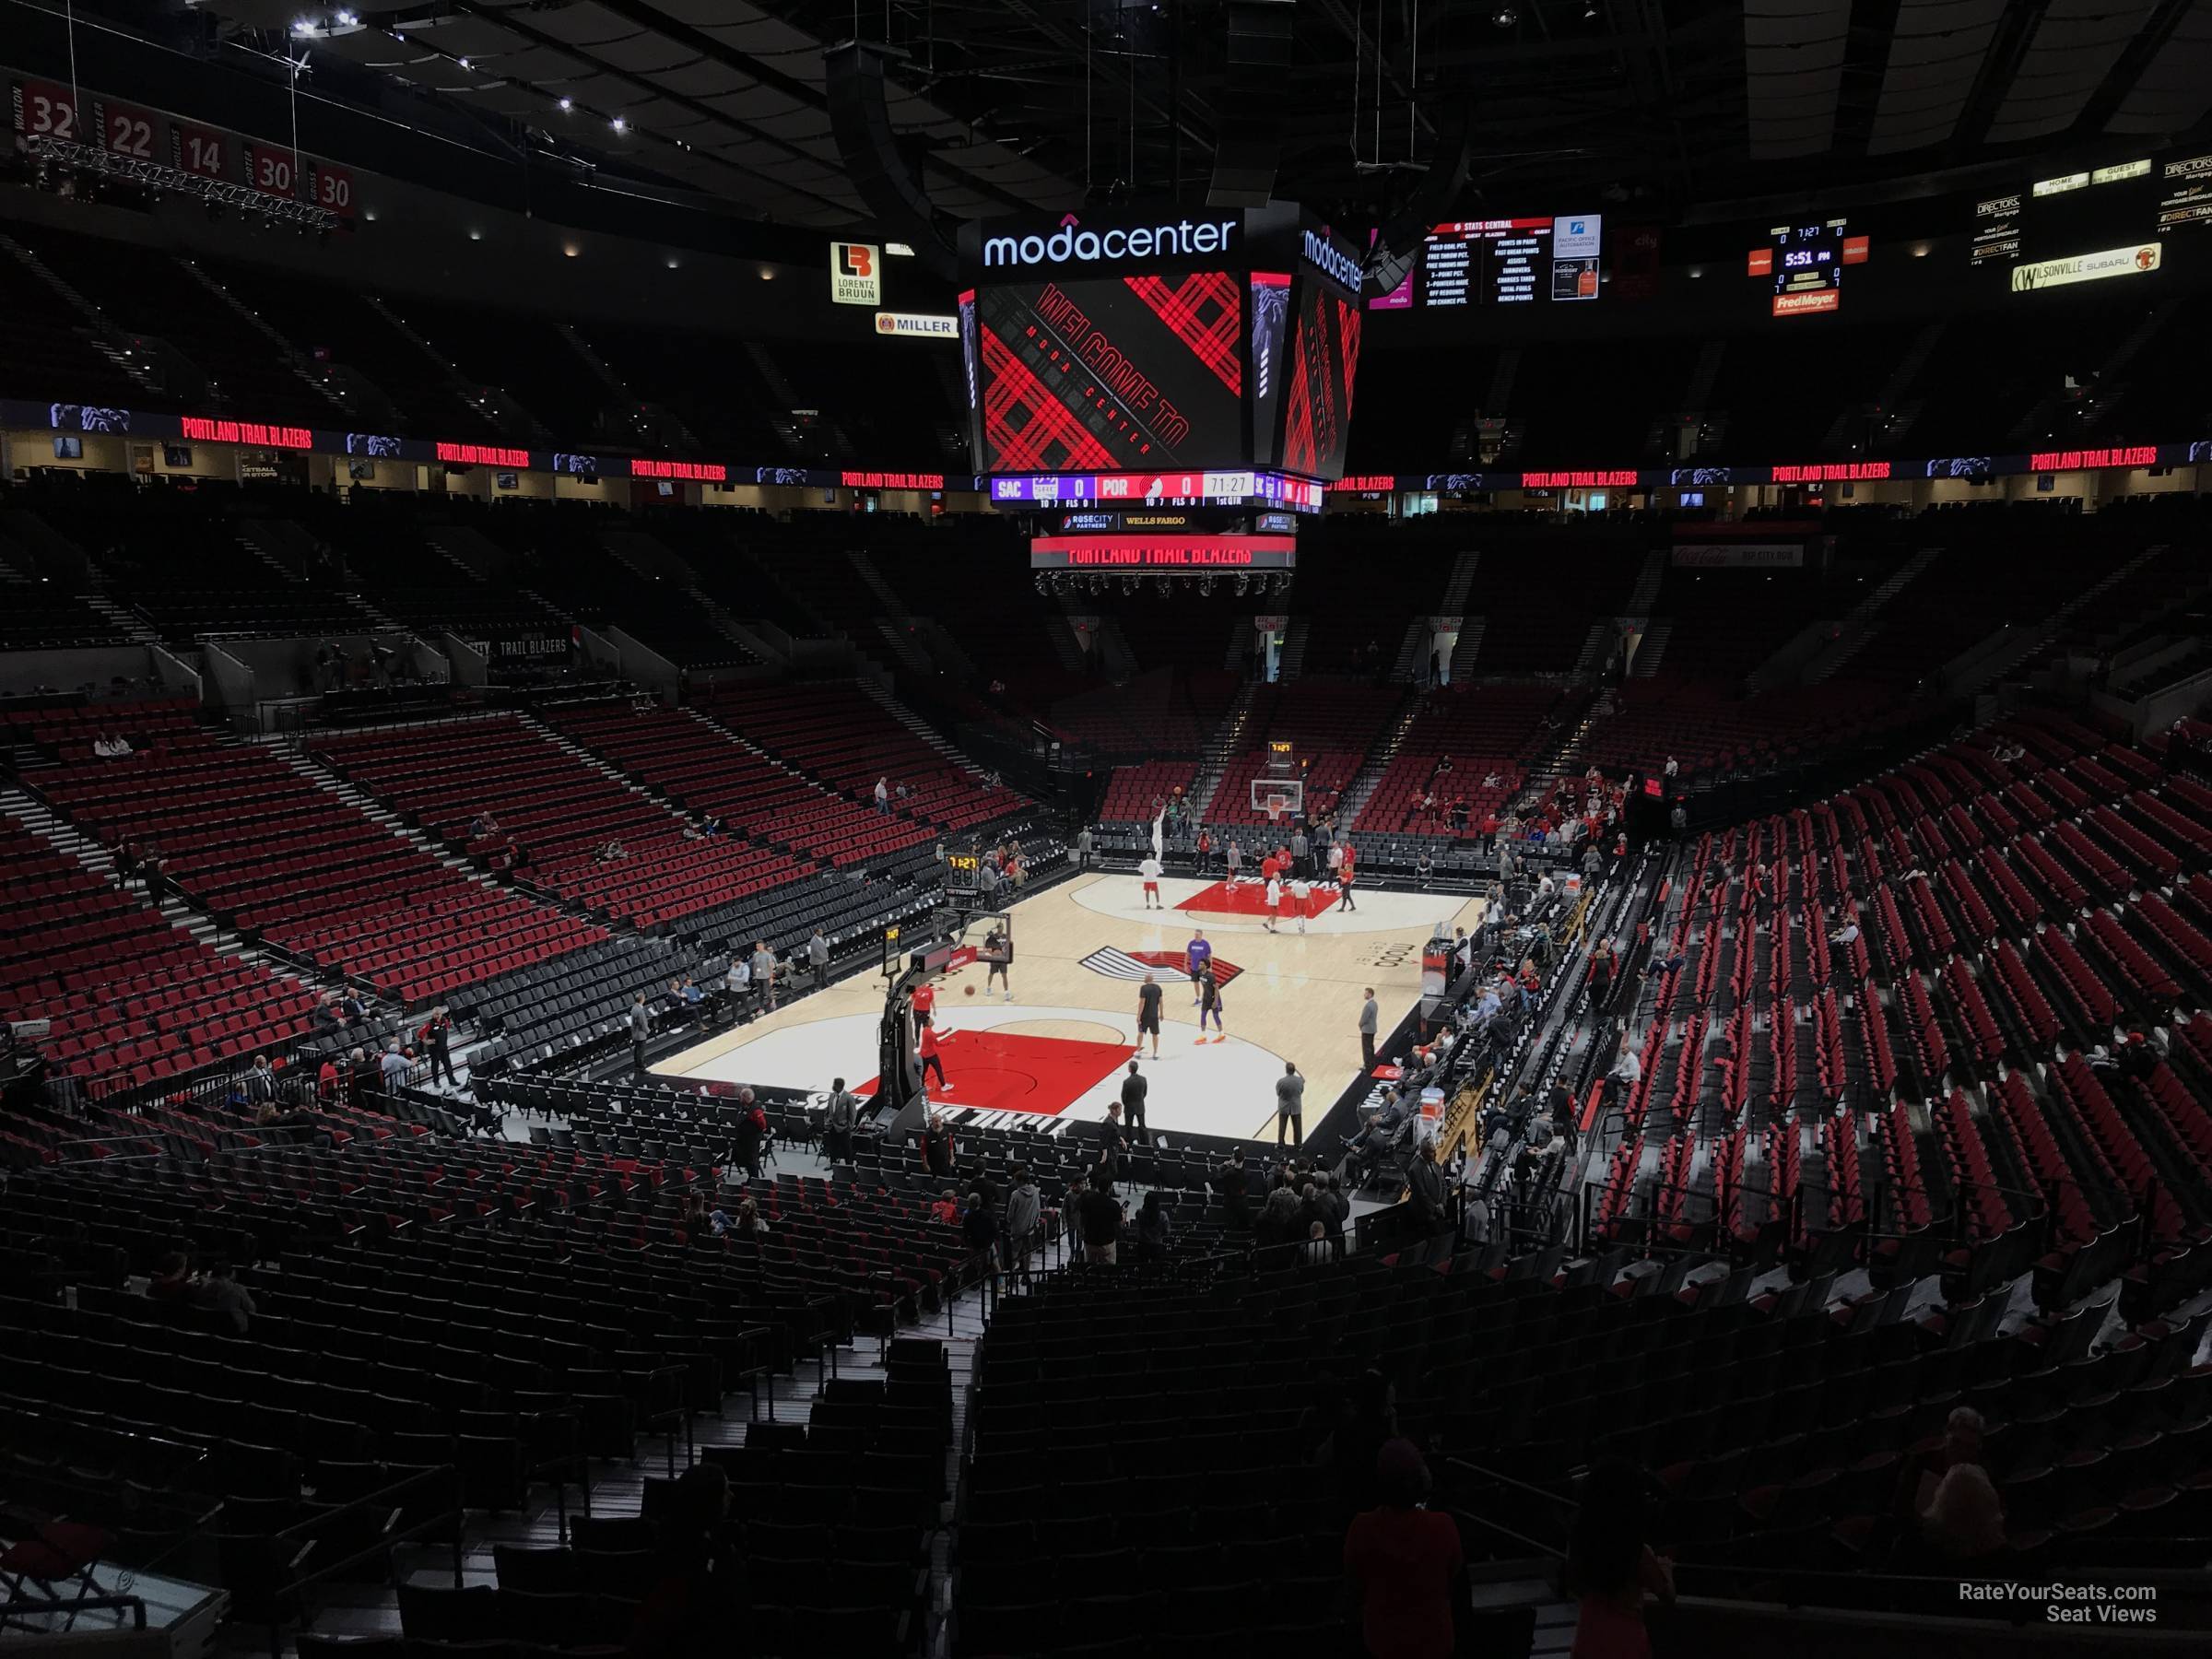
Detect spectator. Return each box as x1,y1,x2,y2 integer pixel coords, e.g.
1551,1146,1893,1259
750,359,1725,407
1406,1140,1448,1236
1345,1439,1464,1659
1415,848,1433,887
629,993,653,1075
1830,913,1861,948
1135,1190,1172,1264
1194,826,1213,875
1217,1147,1252,1230
1003,1165,1041,1272
1076,1172,1124,1265
750,940,778,1007
242,1052,277,1106
1290,824,1310,877
1359,987,1380,1070
1075,824,1095,872
316,1053,340,1101
1095,1101,1128,1184
822,1077,858,1164
1564,1462,1674,1659
420,1006,458,1086
147,1252,194,1304
1336,849,1358,912
379,1040,408,1094
919,1112,956,1178
1300,1219,1333,1265
346,1046,371,1109
629,1465,740,1657
1260,1177,1303,1243
874,777,890,814
960,1191,999,1260
196,1260,256,1334
1276,1061,1305,1146
1589,941,1616,1009
1606,1042,1641,1111
1226,839,1243,881
726,1088,767,1180
931,1188,961,1226
806,927,831,986
1913,1463,2008,1566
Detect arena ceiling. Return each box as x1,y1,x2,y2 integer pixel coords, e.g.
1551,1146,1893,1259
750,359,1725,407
193,1,2212,229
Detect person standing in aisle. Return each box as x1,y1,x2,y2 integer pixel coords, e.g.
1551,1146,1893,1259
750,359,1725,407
823,1077,858,1163
629,993,652,1075
1075,824,1095,873
806,927,831,988
1359,987,1380,1071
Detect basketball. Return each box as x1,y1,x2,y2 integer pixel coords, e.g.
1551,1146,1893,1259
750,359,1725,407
964,984,976,996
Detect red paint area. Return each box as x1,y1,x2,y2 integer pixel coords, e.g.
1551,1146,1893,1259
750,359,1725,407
1176,879,1340,919
856,1027,1135,1116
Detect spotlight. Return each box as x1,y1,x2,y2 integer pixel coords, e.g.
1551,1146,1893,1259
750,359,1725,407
1199,575,1215,596
336,8,357,22
611,116,627,133
559,97,573,112
1492,4,1517,25
1582,0,1598,18
458,57,471,69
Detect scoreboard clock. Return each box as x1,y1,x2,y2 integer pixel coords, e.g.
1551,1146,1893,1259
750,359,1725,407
946,853,982,888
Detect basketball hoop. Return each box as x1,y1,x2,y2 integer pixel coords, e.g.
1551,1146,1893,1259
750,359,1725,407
1264,794,1289,825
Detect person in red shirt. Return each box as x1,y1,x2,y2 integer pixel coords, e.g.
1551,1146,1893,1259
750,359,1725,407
917,1016,947,1089
1344,1439,1464,1659
912,982,936,1023
1478,811,1499,853
1335,847,1358,912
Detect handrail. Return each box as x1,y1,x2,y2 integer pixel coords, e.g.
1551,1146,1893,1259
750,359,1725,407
0,1593,149,1631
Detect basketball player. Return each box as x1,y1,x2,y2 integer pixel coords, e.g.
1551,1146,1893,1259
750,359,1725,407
1290,873,1312,933
1263,873,1282,933
1336,844,1359,912
917,1015,947,1089
1135,971,1163,1059
1138,850,1164,910
1226,840,1243,883
912,977,937,1026
1277,874,1299,932
1186,929,1212,1005
983,926,1011,1000
1198,971,1225,1041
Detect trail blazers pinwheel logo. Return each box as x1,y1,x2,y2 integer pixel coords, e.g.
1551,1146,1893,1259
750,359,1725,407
1080,947,1241,985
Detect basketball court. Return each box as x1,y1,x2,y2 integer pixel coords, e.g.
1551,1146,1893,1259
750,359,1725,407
658,870,1487,1145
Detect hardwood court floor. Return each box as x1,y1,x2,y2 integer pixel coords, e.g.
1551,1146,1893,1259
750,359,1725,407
662,872,1487,1144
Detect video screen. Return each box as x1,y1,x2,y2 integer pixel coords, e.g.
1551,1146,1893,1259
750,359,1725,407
1282,282,1361,479
974,272,1245,471
1369,216,1603,310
